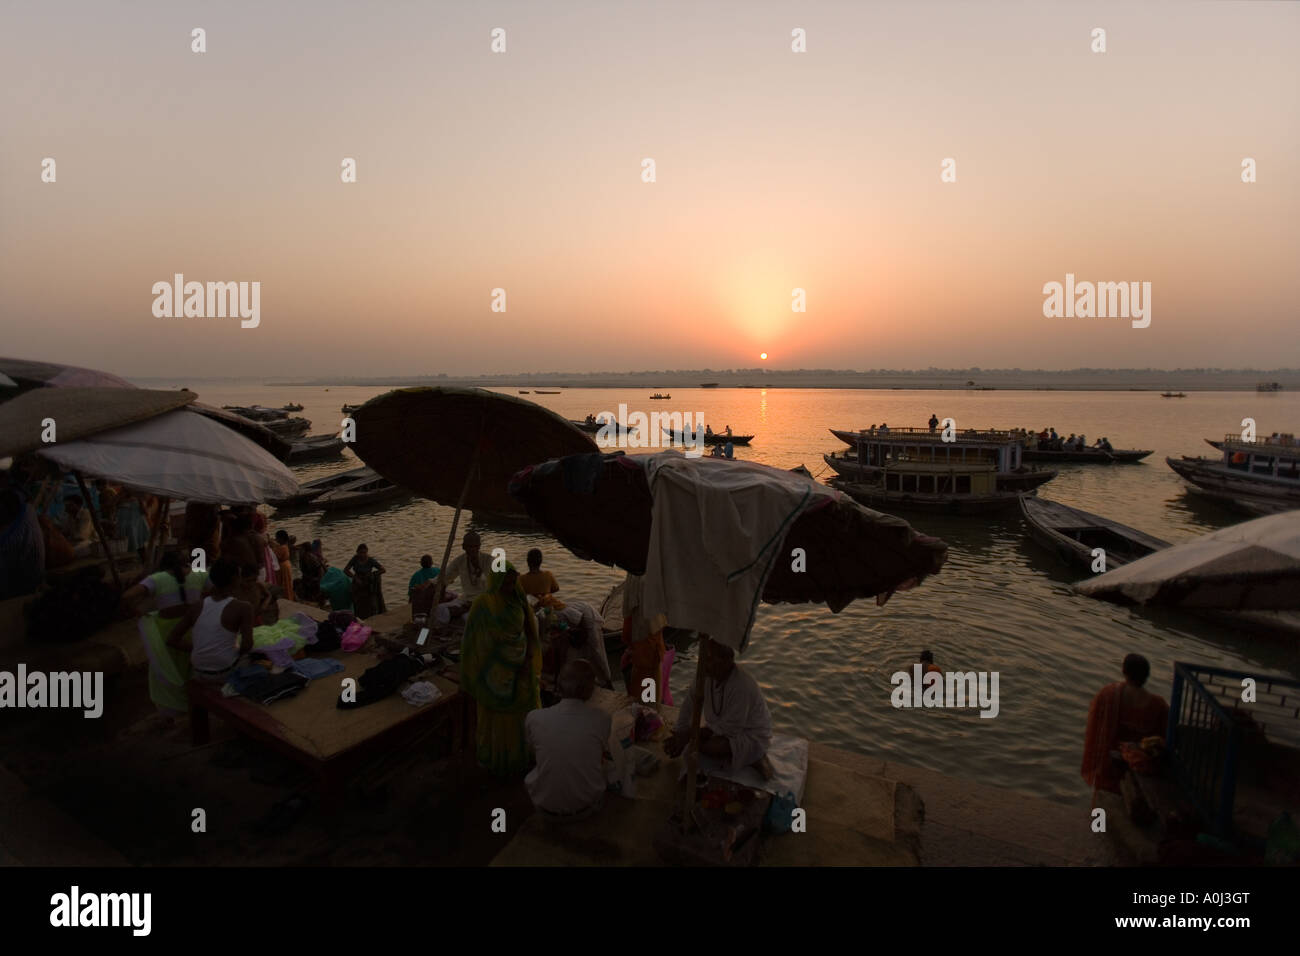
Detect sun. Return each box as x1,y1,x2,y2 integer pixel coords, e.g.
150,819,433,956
760,352,768,360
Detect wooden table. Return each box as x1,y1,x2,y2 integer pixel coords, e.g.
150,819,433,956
187,653,466,810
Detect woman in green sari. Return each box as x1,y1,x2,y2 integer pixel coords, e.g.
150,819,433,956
120,551,209,717
460,562,541,776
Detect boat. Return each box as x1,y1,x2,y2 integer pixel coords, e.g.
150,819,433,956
285,434,346,463
1167,433,1300,515
1022,446,1153,464
700,383,719,388
221,404,288,422
830,476,1026,515
649,393,671,400
281,402,304,412
1257,382,1283,392
269,465,373,508
571,417,637,437
1020,497,1167,570
828,427,1055,492
341,404,361,415
534,390,561,394
1161,392,1186,398
662,428,754,446
518,390,530,394
263,416,311,438
317,473,409,512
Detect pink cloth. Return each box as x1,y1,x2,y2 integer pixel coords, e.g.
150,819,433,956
340,620,372,652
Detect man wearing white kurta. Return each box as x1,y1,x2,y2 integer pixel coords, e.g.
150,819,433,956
666,643,772,773
525,661,612,820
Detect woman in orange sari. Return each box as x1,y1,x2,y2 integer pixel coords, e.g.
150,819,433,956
272,530,295,601
1081,654,1169,799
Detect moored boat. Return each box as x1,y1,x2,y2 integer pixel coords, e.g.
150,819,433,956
341,403,361,415
571,417,637,437
534,390,561,394
281,402,304,412
649,393,671,400
263,416,311,438
1168,435,1300,515
269,465,373,508
1161,392,1186,398
830,476,1026,515
285,434,346,463
828,427,1054,492
1020,497,1167,570
317,473,409,512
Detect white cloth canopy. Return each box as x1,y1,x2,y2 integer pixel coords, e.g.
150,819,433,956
1074,510,1300,610
36,408,299,504
641,451,840,649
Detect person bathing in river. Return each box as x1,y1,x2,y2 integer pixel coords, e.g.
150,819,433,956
664,641,773,779
519,547,559,599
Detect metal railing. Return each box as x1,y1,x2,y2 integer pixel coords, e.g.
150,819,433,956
1167,662,1300,838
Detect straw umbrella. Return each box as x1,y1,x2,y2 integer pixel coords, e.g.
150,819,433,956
350,387,597,605
1074,511,1300,610
509,450,949,830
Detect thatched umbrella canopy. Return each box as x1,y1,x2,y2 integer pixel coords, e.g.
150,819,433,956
0,387,196,459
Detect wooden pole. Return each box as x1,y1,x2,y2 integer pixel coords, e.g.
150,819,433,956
75,472,122,592
431,435,484,613
681,633,710,832
146,496,170,569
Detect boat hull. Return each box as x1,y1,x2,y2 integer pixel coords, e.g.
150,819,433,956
286,436,346,463
1022,448,1152,464
663,428,753,446
1020,497,1169,571
831,478,1026,515
1167,456,1300,512
824,454,1055,492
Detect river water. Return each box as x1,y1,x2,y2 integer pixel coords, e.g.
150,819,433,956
197,383,1300,806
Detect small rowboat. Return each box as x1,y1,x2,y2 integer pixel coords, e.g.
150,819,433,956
534,390,561,394
286,434,346,463
649,393,671,400
518,390,530,394
281,403,304,412
341,404,361,415
317,473,409,512
662,428,753,446
1161,392,1186,398
571,418,637,438
1020,497,1167,570
264,417,311,438
269,465,373,508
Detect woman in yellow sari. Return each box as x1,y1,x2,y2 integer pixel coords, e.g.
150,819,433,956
460,563,541,776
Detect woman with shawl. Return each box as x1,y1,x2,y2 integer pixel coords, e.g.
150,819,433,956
460,563,541,777
1081,653,1169,799
120,550,209,717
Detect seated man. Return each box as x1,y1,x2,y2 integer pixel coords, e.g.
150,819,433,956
438,531,490,622
408,553,440,602
519,548,559,599
664,641,772,777
525,660,612,821
1081,653,1169,797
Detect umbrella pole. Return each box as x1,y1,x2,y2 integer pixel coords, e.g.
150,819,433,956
75,472,122,592
431,441,482,612
681,633,710,833
146,496,170,569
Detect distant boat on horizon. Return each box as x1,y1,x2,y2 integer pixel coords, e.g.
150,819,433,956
700,382,719,388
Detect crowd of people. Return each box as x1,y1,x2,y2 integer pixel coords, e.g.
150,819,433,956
1021,428,1114,452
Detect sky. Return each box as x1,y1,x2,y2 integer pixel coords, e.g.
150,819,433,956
1,1,1297,378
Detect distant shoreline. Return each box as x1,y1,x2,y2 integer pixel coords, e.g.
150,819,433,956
128,369,1299,393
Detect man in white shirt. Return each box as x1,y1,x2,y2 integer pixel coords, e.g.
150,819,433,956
525,660,612,821
665,641,772,776
434,531,490,624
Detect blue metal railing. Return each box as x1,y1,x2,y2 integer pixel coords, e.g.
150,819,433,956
1167,662,1300,838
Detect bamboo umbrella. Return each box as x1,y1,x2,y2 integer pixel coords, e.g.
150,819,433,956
509,450,949,831
350,387,597,605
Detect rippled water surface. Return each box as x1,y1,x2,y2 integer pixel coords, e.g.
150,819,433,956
204,384,1300,805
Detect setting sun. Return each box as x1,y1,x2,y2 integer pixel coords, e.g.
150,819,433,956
760,352,768,360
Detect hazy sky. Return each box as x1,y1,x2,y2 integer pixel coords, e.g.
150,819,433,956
2,1,1297,377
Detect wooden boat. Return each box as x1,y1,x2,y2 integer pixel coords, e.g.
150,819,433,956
571,418,637,437
222,404,288,422
830,476,1026,515
1257,382,1283,392
534,390,561,394
1022,447,1152,464
317,473,409,512
264,417,311,438
828,427,1054,492
1168,436,1300,514
341,404,361,415
518,390,530,394
269,465,373,508
662,428,753,446
1020,497,1167,570
649,393,671,400
700,383,719,388
286,434,346,463
1161,392,1186,398
281,402,304,412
